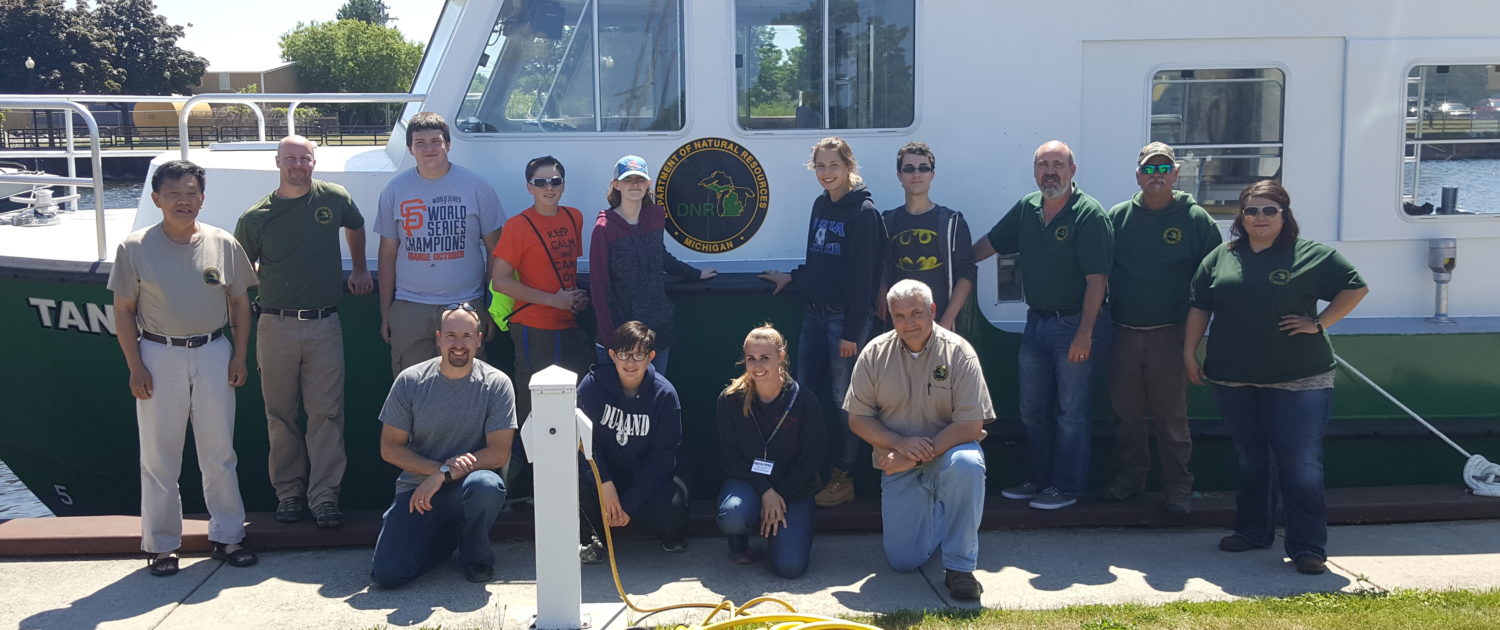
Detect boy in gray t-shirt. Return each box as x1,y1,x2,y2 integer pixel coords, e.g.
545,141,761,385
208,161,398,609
370,305,517,588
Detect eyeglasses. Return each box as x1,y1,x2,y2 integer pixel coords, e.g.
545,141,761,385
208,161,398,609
1241,206,1283,218
443,303,478,313
612,351,651,362
1139,164,1175,175
899,164,934,174
529,176,565,188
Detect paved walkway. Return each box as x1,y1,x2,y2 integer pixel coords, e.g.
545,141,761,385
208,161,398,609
3,520,1499,630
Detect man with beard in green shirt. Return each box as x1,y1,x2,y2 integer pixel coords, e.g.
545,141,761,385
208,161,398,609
1101,142,1221,516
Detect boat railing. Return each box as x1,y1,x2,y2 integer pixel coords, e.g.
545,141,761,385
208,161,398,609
0,98,106,260
174,93,426,159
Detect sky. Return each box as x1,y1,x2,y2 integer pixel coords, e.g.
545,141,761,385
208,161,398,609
153,0,444,71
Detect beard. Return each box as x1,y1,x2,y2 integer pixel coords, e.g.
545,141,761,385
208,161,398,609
445,350,471,368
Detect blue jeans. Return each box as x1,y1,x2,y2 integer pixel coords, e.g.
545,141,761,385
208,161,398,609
716,478,817,578
594,344,670,374
879,442,986,573
796,305,866,472
370,470,506,588
1212,384,1334,560
1018,310,1112,496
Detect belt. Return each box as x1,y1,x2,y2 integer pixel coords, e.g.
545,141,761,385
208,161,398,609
141,329,224,348
1029,306,1081,318
256,305,337,320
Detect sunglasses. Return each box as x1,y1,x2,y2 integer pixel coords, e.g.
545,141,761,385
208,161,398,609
443,302,478,313
612,351,651,362
1139,164,1175,175
1241,206,1283,218
899,164,934,174
529,176,565,188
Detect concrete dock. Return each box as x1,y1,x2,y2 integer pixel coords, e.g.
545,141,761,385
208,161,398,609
3,518,1499,630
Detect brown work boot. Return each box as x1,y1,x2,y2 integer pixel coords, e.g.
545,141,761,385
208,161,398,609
814,469,854,507
1098,478,1144,503
945,569,983,600
1162,490,1192,517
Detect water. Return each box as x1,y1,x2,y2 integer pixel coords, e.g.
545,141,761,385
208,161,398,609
0,459,52,519
74,180,144,211
1405,157,1500,213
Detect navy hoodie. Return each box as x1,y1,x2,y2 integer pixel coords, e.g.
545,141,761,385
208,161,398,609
789,183,884,343
576,362,683,514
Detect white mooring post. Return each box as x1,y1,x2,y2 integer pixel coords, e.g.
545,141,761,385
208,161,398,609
518,365,595,629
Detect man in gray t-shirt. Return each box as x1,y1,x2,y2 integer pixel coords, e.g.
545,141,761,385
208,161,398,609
375,112,506,376
370,305,517,588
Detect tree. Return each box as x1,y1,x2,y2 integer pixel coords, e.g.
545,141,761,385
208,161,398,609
93,0,207,97
280,19,423,124
337,0,390,26
0,0,121,94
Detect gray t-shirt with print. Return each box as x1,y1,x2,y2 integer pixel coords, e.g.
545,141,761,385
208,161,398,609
375,163,506,304
378,357,517,494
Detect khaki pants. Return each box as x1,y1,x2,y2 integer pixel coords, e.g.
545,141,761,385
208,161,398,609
257,312,347,506
1107,323,1194,494
137,336,246,553
388,298,486,376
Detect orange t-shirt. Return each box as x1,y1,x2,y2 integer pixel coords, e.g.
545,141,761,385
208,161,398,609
490,206,583,330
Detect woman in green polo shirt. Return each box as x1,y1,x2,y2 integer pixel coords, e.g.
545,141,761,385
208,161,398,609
1183,179,1368,576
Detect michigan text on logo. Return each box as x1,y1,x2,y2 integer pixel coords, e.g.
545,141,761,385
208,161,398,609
657,137,770,254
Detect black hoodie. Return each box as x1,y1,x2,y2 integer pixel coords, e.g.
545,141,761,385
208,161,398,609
789,183,884,343
576,362,682,514
715,380,826,502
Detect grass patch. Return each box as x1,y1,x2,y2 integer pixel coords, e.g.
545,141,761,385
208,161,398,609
866,589,1500,630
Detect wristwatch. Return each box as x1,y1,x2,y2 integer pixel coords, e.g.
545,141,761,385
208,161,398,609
1313,317,1324,333
439,464,453,483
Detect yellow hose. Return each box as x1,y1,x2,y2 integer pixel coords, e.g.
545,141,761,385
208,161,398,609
583,450,881,630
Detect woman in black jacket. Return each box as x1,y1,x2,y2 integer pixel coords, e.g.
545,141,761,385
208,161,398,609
715,325,825,578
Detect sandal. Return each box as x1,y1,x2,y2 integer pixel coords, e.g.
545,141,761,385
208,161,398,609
210,542,259,568
148,551,180,577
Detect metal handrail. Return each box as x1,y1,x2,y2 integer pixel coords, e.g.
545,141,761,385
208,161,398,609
0,99,105,260
178,93,425,158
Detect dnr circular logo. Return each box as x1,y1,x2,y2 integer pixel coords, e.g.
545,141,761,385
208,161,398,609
1268,269,1292,286
933,365,949,382
314,207,334,224
657,137,770,254
1162,227,1183,245
1053,225,1070,241
203,267,222,286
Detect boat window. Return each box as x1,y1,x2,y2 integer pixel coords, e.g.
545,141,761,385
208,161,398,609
455,0,684,133
734,0,915,130
1149,68,1284,216
1402,64,1500,218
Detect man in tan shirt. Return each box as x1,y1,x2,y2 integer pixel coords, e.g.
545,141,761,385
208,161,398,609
110,160,259,577
845,279,994,601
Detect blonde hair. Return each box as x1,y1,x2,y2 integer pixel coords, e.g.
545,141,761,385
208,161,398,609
806,136,863,188
724,324,792,415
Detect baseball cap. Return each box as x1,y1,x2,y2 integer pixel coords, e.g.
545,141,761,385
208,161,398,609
1137,142,1176,165
614,155,649,180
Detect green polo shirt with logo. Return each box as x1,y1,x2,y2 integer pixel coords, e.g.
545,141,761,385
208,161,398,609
234,179,364,310
1189,238,1366,384
985,185,1113,311
1108,191,1222,327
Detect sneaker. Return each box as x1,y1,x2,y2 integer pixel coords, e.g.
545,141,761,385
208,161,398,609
275,497,306,523
1294,554,1328,575
312,501,343,528
1218,533,1257,552
944,569,983,601
1162,491,1192,517
1000,481,1042,500
579,539,605,565
814,469,854,507
1028,486,1077,510
464,562,494,583
1098,479,1144,503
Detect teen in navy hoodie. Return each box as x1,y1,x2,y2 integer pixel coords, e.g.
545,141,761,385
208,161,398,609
576,321,689,559
759,137,884,508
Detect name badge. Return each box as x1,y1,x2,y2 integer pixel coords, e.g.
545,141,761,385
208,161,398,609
751,459,775,475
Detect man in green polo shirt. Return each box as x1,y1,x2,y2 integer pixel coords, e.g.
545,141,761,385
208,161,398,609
234,135,372,528
974,140,1113,510
1101,142,1221,516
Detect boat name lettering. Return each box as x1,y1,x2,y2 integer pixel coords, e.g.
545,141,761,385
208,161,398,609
27,297,116,336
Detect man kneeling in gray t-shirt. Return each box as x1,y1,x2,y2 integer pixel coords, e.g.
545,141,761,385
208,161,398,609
370,304,517,587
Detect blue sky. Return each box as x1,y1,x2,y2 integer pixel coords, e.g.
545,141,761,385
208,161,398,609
154,0,443,71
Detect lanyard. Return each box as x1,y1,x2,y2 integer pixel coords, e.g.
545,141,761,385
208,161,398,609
750,381,799,460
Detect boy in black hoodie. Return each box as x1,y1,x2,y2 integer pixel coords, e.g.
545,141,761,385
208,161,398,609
576,321,689,561
760,137,884,507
